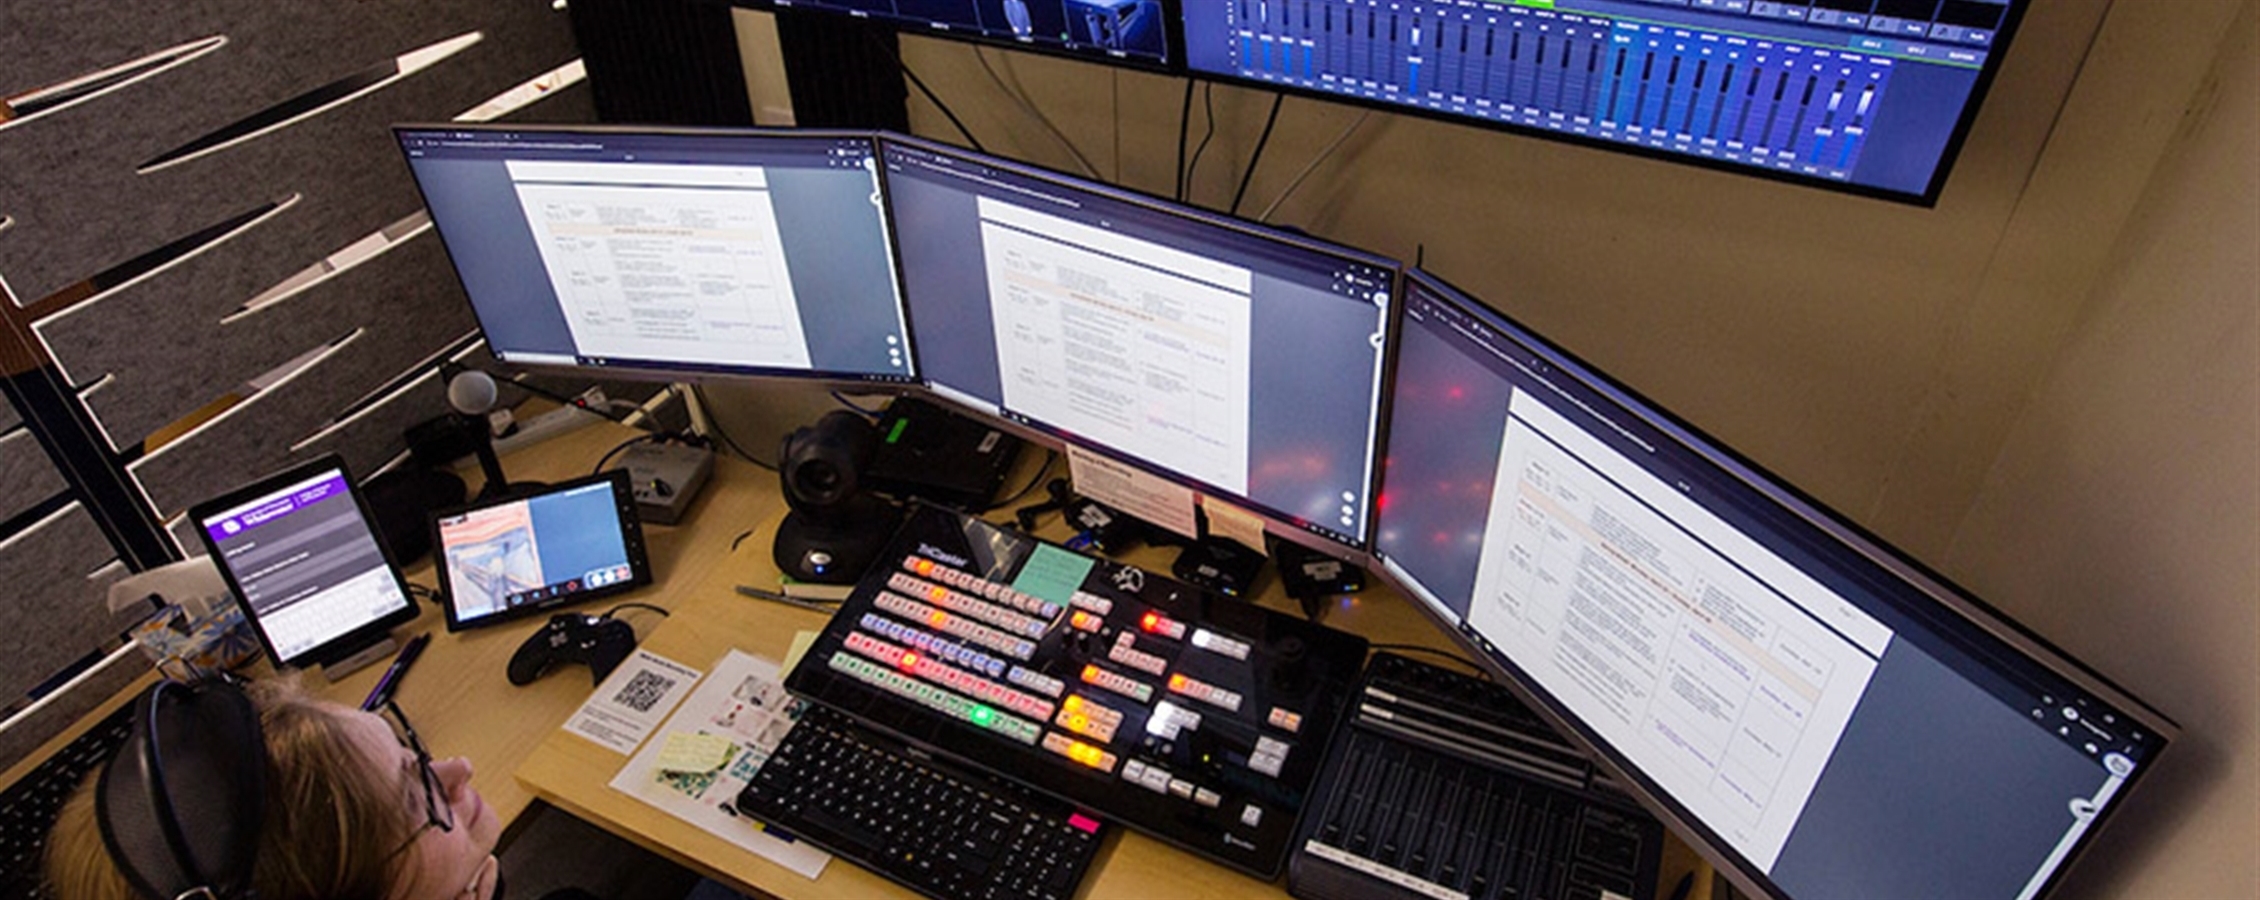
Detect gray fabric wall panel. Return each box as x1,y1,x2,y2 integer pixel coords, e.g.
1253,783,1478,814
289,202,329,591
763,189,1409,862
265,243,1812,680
0,0,585,302
0,0,592,756
126,238,485,516
0,428,68,523
0,651,149,777
52,221,476,453
0,506,131,700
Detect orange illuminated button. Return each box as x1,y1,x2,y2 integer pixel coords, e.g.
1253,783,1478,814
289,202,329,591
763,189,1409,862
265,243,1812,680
1053,693,1123,742
1079,664,1155,703
1138,612,1188,640
1165,672,1244,713
1041,731,1119,773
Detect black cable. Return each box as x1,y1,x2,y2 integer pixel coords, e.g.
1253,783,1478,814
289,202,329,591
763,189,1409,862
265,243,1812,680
601,601,671,620
593,432,662,475
730,527,757,553
1184,83,1218,205
1367,643,1491,679
979,449,1058,512
830,391,883,418
1174,77,1196,201
866,31,985,153
691,384,778,472
1229,92,1286,217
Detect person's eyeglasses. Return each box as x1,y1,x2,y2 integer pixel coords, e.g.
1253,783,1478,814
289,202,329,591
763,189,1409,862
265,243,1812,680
379,700,455,859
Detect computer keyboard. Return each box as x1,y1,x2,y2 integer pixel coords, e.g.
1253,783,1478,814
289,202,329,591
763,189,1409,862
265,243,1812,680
1,701,137,898
733,704,1107,900
1288,652,1663,900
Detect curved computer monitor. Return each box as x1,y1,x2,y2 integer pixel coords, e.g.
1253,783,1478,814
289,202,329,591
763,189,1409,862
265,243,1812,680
881,135,1398,554
1180,0,2028,205
394,125,915,387
1371,268,2174,899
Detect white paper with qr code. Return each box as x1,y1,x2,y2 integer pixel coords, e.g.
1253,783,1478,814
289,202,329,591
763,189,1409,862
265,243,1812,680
607,648,830,878
565,649,701,753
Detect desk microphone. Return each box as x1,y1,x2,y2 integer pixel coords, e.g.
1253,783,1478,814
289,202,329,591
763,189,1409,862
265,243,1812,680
447,369,546,501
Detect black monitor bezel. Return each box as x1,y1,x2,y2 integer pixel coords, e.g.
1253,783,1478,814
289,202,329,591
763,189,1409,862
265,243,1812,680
188,453,420,671
1369,266,2178,900
429,470,654,632
1174,0,2031,207
875,132,1402,557
744,0,1187,73
391,122,921,391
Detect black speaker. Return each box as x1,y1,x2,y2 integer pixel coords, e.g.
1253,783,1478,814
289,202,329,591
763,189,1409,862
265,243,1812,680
362,467,466,567
774,411,900,584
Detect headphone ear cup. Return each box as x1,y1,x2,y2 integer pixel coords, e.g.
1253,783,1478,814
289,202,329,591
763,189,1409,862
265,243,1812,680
97,679,268,900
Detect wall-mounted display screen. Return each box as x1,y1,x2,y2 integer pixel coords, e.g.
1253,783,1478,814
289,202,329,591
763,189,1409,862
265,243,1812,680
1181,0,2027,204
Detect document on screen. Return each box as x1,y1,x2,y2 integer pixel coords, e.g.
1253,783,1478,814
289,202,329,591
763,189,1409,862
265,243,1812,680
976,197,1253,493
1467,389,1890,870
508,160,812,370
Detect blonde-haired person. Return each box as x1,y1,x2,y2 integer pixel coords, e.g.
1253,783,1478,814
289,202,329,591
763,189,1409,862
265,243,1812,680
43,676,501,900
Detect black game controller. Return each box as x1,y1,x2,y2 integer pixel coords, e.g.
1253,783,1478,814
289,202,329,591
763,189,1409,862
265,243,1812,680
507,613,636,686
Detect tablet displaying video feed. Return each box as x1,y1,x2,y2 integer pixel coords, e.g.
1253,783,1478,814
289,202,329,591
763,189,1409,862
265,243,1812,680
191,455,418,670
431,471,651,631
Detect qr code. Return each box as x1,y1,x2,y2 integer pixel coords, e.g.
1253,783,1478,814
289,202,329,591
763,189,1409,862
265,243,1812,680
614,670,676,713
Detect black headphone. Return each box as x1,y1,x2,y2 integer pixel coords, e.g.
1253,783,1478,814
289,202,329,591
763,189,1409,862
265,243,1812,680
95,677,268,900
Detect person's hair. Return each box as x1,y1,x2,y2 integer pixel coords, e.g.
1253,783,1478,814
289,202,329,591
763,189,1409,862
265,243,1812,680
43,676,423,900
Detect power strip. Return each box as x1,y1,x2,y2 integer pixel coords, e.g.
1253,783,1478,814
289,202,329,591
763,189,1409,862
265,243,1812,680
492,389,609,455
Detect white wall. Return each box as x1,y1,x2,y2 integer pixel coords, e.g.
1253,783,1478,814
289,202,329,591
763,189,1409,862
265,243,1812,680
1951,3,2260,896
736,1,2260,892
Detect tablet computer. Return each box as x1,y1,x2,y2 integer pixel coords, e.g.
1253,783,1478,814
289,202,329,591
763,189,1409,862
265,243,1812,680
189,454,419,671
431,470,651,631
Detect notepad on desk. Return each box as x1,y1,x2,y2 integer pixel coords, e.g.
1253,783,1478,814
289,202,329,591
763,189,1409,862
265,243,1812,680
605,648,831,879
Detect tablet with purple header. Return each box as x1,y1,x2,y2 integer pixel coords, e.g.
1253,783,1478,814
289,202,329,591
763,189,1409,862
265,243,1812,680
190,454,418,670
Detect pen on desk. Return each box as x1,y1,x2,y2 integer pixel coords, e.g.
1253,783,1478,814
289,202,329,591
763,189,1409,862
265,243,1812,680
735,584,840,614
361,632,431,711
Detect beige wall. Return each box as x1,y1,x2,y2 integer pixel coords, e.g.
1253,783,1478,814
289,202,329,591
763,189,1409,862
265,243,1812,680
736,1,2259,892
1951,3,2260,896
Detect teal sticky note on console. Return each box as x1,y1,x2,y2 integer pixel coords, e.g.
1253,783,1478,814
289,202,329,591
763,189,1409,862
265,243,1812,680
1012,544,1095,609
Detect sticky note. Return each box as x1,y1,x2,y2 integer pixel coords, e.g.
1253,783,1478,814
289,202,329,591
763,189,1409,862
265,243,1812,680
1013,544,1096,608
1200,497,1268,556
655,732,737,774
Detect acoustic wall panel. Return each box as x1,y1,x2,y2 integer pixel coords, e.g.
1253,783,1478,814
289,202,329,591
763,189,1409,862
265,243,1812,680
0,506,132,701
0,3,583,299
0,428,68,524
123,237,486,514
0,0,595,755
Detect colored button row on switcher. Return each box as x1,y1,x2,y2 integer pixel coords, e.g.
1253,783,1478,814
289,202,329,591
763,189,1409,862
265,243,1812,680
859,612,1007,679
889,571,1053,640
827,651,1044,744
874,591,1037,660
904,555,1058,617
842,630,1056,722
